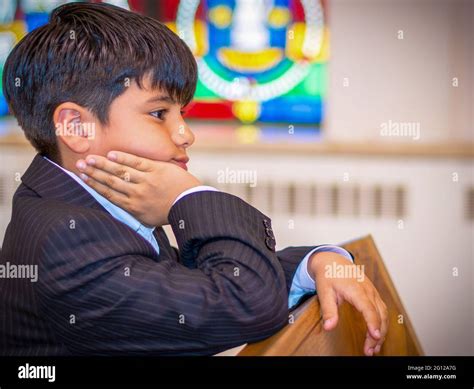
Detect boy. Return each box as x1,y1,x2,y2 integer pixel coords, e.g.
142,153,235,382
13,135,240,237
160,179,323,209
0,2,387,356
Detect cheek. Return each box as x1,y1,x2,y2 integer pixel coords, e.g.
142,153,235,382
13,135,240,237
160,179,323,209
125,134,172,161
100,119,176,161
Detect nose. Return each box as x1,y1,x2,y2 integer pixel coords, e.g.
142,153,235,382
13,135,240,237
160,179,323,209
171,117,195,149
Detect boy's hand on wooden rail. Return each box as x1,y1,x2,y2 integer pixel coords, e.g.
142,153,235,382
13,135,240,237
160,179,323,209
309,252,389,357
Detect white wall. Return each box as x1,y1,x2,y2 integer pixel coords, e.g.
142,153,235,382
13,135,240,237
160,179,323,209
326,0,473,142
321,0,473,355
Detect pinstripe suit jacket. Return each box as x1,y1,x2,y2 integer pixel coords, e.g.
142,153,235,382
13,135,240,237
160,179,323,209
0,154,319,356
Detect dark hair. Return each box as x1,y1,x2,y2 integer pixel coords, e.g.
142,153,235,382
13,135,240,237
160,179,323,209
2,2,197,163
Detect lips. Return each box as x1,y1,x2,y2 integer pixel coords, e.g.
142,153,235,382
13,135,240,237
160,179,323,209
174,161,188,171
172,157,189,171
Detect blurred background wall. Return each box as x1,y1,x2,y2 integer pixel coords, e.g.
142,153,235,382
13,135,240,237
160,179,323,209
326,0,473,143
0,0,472,355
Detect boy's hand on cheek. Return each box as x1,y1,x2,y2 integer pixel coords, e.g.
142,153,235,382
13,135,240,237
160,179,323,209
76,151,201,227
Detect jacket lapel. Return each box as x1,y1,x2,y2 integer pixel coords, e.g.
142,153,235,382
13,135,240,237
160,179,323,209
21,154,106,212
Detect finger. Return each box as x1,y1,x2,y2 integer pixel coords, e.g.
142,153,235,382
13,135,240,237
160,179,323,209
349,288,381,356
80,155,143,184
373,296,389,353
364,331,379,356
107,150,153,172
79,175,130,207
76,159,134,196
318,285,339,331
345,291,382,341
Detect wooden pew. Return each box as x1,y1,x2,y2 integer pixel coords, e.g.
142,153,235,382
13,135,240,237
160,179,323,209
238,235,423,356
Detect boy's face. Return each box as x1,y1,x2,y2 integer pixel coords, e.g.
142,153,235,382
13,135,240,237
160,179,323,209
61,75,194,171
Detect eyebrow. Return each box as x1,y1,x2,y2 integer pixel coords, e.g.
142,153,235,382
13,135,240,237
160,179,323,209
145,95,176,104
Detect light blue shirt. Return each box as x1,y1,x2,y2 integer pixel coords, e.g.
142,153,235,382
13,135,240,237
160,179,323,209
45,157,353,309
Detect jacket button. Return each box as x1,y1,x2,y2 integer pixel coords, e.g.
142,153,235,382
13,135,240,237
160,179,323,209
265,237,276,251
263,219,271,228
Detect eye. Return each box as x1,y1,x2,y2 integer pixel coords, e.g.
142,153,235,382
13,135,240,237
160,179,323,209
180,109,187,116
150,109,168,120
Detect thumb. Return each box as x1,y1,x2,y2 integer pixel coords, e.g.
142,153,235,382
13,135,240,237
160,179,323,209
318,286,339,331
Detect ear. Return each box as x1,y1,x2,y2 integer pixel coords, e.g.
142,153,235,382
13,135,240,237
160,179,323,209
53,102,94,154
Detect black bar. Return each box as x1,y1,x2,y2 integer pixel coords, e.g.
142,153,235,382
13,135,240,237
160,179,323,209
0,356,472,388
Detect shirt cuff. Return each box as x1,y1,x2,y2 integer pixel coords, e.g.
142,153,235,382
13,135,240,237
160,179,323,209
288,245,353,308
173,186,220,205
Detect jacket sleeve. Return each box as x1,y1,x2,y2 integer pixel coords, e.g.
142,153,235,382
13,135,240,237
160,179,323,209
276,245,320,294
37,191,289,355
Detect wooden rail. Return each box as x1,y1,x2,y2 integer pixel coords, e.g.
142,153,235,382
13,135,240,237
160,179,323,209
238,235,423,356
